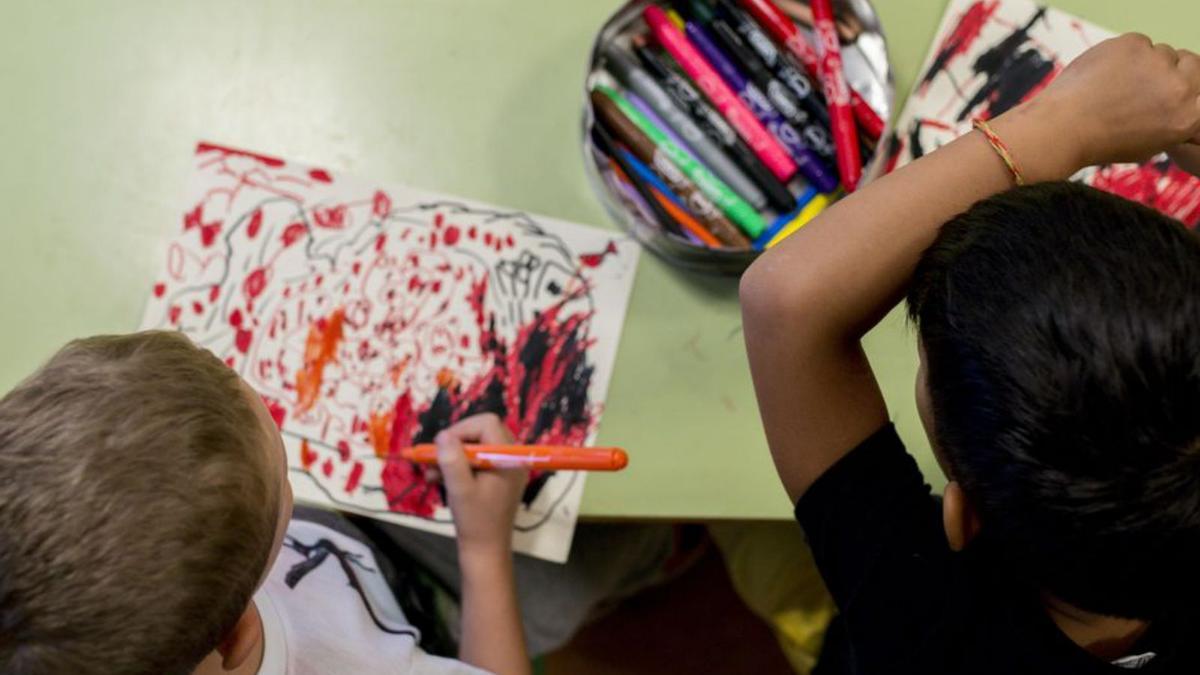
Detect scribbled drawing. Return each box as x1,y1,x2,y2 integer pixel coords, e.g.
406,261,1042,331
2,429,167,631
885,0,1200,228
140,143,639,562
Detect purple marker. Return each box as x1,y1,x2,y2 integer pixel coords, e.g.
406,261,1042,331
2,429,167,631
626,91,701,165
684,21,838,193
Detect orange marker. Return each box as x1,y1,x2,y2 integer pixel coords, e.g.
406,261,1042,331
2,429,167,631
400,444,629,471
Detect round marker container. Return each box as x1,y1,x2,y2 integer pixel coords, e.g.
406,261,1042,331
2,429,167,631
581,0,894,274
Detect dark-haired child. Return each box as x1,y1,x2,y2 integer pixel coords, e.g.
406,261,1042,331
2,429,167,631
741,34,1200,673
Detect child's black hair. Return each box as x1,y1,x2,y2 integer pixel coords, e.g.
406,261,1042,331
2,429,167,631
907,181,1200,620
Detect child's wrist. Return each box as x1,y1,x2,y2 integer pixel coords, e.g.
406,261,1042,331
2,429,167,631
989,101,1086,184
458,538,513,569
458,542,514,582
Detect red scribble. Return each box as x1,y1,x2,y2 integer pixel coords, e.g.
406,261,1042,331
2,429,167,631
579,241,618,268
235,328,253,354
244,267,270,300
184,203,223,247
295,307,346,414
468,276,488,328
309,168,334,183
263,396,287,428
444,226,461,246
1090,161,1200,228
229,308,243,327
196,141,286,168
373,190,391,218
381,460,437,517
282,222,307,247
921,1,1000,95
321,458,334,478
153,283,166,298
336,440,351,462
209,285,220,303
344,461,364,493
247,209,263,239
168,306,182,324
191,301,204,315
314,205,347,229
300,439,318,469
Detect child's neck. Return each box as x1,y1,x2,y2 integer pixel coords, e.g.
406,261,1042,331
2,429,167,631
1042,593,1151,661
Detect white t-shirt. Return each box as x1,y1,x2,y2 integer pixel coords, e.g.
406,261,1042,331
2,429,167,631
254,519,489,675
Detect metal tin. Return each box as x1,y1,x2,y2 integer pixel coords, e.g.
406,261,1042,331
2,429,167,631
581,0,894,274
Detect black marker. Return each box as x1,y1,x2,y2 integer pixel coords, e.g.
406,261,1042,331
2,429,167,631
714,0,831,131
632,42,796,212
690,2,837,166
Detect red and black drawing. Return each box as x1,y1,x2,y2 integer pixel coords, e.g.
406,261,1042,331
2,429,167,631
141,143,638,562
885,0,1200,228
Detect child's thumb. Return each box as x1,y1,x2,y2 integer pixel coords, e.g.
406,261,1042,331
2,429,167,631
434,431,473,493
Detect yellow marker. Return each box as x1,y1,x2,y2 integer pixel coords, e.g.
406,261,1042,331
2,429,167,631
666,8,686,30
766,193,831,248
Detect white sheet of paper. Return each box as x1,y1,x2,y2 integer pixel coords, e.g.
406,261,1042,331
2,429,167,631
140,143,640,562
887,0,1200,227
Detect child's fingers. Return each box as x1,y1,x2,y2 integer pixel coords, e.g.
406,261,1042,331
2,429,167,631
1179,50,1200,93
422,467,442,484
441,412,515,445
434,431,474,494
1154,42,1180,66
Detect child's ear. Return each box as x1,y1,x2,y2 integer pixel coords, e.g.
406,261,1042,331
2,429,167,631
942,481,982,552
217,603,263,670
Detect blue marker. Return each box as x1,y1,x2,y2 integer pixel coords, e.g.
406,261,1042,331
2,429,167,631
618,147,688,209
753,186,818,249
684,21,838,193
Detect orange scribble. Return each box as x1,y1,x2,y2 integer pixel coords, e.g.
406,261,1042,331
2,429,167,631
300,439,318,470
436,368,458,390
295,308,346,414
368,410,395,459
389,355,412,387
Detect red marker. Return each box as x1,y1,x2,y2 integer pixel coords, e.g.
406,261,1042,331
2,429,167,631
400,444,629,472
738,0,885,141
643,4,798,183
808,0,861,191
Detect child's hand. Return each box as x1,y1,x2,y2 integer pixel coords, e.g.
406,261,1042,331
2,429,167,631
434,414,530,560
1030,34,1200,172
1168,143,1200,177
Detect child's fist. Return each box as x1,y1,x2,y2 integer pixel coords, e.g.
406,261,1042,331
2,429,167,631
433,414,530,559
1039,34,1200,169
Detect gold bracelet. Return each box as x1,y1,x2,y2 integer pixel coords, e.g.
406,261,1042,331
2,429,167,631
972,118,1025,186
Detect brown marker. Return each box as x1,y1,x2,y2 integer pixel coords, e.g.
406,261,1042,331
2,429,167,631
591,89,750,249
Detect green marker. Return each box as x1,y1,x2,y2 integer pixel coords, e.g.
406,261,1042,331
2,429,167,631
595,84,766,238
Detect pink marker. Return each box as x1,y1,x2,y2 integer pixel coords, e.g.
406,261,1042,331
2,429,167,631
643,5,797,183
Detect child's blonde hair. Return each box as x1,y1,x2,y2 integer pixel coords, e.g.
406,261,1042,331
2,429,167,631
0,331,279,674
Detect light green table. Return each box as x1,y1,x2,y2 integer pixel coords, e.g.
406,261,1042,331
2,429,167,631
0,1,1193,520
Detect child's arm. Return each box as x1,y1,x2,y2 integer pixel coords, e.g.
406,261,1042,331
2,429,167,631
435,415,532,675
741,35,1200,502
